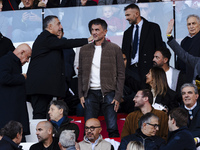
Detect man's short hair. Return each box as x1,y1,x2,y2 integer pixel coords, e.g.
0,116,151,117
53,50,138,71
187,14,200,24
88,18,108,33
156,47,171,65
59,130,75,148
139,113,159,129
50,100,69,116
181,83,198,94
169,107,188,128
43,15,58,30
124,3,140,11
1,121,22,140
140,89,153,105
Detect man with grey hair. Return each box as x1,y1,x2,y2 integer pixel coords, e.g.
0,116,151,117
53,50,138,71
119,113,165,150
26,15,93,119
180,83,200,147
58,130,76,150
175,14,200,83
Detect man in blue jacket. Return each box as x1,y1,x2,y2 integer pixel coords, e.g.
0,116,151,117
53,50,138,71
160,107,196,150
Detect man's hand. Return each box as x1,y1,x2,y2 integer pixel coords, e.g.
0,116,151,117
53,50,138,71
80,97,85,108
81,0,88,6
88,35,93,43
166,19,174,35
111,99,119,112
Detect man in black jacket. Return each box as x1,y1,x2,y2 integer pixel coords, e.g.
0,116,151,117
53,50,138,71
30,121,60,150
0,121,23,150
26,15,92,119
119,113,165,150
122,3,163,89
160,107,196,150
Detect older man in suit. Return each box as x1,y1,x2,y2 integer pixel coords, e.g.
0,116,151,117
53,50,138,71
26,15,92,119
122,3,163,89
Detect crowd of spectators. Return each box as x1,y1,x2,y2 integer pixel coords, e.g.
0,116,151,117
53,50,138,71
1,0,200,150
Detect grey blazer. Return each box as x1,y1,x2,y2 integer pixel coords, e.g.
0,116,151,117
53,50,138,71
168,38,200,80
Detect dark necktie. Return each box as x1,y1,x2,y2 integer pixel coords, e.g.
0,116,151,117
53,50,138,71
132,25,139,59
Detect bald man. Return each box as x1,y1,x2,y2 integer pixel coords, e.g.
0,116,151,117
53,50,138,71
79,118,114,150
30,121,60,150
0,43,32,137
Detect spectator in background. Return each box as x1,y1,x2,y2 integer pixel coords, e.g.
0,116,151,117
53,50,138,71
101,6,122,36
98,0,136,5
30,121,60,150
2,0,20,11
48,100,79,141
12,0,42,42
58,130,76,150
160,107,196,150
121,89,168,141
176,14,200,83
0,32,15,58
126,141,144,150
0,44,31,139
79,118,114,150
76,0,97,6
145,67,179,112
167,18,200,84
26,15,91,119
0,121,23,150
122,3,163,89
119,113,165,150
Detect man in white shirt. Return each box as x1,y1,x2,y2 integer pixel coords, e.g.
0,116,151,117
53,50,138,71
153,47,185,92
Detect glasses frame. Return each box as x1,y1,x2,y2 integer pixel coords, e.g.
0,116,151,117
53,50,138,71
146,123,159,129
85,126,101,132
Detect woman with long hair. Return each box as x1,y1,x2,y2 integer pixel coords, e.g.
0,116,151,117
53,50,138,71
126,141,144,150
146,67,179,112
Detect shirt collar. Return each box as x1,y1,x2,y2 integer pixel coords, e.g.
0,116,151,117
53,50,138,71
184,102,197,110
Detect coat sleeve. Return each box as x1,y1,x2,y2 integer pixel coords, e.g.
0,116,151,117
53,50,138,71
167,38,199,69
118,137,129,150
121,114,133,139
78,47,84,98
0,57,25,85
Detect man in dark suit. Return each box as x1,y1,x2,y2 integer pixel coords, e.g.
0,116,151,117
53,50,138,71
26,15,92,119
122,3,163,89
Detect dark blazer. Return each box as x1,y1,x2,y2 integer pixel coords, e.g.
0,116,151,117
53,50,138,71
181,102,200,140
26,30,88,97
160,127,196,150
0,136,22,150
155,88,179,112
0,52,30,135
122,17,163,87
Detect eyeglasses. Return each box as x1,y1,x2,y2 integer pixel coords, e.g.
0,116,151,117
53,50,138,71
85,126,101,132
146,123,159,129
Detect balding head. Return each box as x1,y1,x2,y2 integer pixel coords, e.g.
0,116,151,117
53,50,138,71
13,43,32,66
85,118,102,143
36,121,53,143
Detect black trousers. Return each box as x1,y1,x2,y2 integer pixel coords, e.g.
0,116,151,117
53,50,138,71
30,94,53,119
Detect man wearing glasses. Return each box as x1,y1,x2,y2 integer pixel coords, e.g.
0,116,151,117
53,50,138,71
119,113,165,150
79,118,114,150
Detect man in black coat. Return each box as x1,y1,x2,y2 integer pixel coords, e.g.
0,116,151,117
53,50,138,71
0,121,23,150
122,3,163,89
26,15,91,119
0,43,31,136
